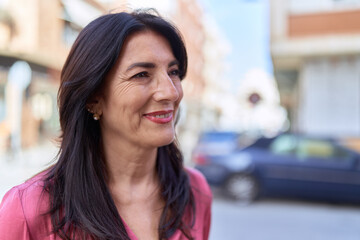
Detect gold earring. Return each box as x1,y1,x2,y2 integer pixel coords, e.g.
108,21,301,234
93,113,100,120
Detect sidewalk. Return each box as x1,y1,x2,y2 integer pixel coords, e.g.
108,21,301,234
0,141,59,200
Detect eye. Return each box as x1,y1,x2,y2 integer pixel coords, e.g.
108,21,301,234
132,71,149,79
169,69,180,77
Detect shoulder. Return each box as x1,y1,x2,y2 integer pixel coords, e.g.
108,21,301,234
7,171,48,206
1,172,46,210
0,184,31,239
185,167,212,203
186,167,211,191
183,167,212,240
0,171,52,238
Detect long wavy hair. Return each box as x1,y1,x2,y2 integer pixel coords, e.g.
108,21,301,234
43,10,195,240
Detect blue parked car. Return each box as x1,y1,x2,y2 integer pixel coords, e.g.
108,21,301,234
191,131,241,162
194,134,360,203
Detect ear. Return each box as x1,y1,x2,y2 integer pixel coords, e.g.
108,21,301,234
86,94,103,116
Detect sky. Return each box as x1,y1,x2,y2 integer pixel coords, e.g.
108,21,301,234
202,0,273,88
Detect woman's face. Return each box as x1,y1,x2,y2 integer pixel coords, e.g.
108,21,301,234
96,30,183,149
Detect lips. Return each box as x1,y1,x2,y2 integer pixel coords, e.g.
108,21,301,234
143,110,174,124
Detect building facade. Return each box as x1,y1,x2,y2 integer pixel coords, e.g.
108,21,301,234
270,0,360,138
0,0,107,152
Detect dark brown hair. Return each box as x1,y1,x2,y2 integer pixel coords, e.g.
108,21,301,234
43,10,194,239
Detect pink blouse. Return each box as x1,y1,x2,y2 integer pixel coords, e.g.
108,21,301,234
0,168,212,240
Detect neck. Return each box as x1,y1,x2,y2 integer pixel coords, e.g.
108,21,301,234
103,139,158,185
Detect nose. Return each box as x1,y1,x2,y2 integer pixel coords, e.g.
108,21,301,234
153,73,181,102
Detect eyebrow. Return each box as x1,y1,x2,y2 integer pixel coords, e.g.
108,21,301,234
168,60,180,68
126,60,180,72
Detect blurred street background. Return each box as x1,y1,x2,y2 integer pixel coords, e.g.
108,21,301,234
1,0,360,239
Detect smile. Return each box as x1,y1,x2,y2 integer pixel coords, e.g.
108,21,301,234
154,113,171,118
144,110,174,124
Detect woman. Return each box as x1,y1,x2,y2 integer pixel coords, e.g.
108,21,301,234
0,10,212,240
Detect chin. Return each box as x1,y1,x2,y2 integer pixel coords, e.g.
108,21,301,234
152,133,175,147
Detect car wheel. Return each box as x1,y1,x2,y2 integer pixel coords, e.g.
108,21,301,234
225,174,258,202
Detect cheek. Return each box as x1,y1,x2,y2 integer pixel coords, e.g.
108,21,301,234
104,83,145,110
176,81,184,102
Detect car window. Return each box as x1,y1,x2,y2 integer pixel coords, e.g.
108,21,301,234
269,135,297,155
296,139,353,162
270,136,354,163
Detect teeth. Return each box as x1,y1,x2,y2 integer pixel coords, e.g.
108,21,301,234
155,113,171,118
